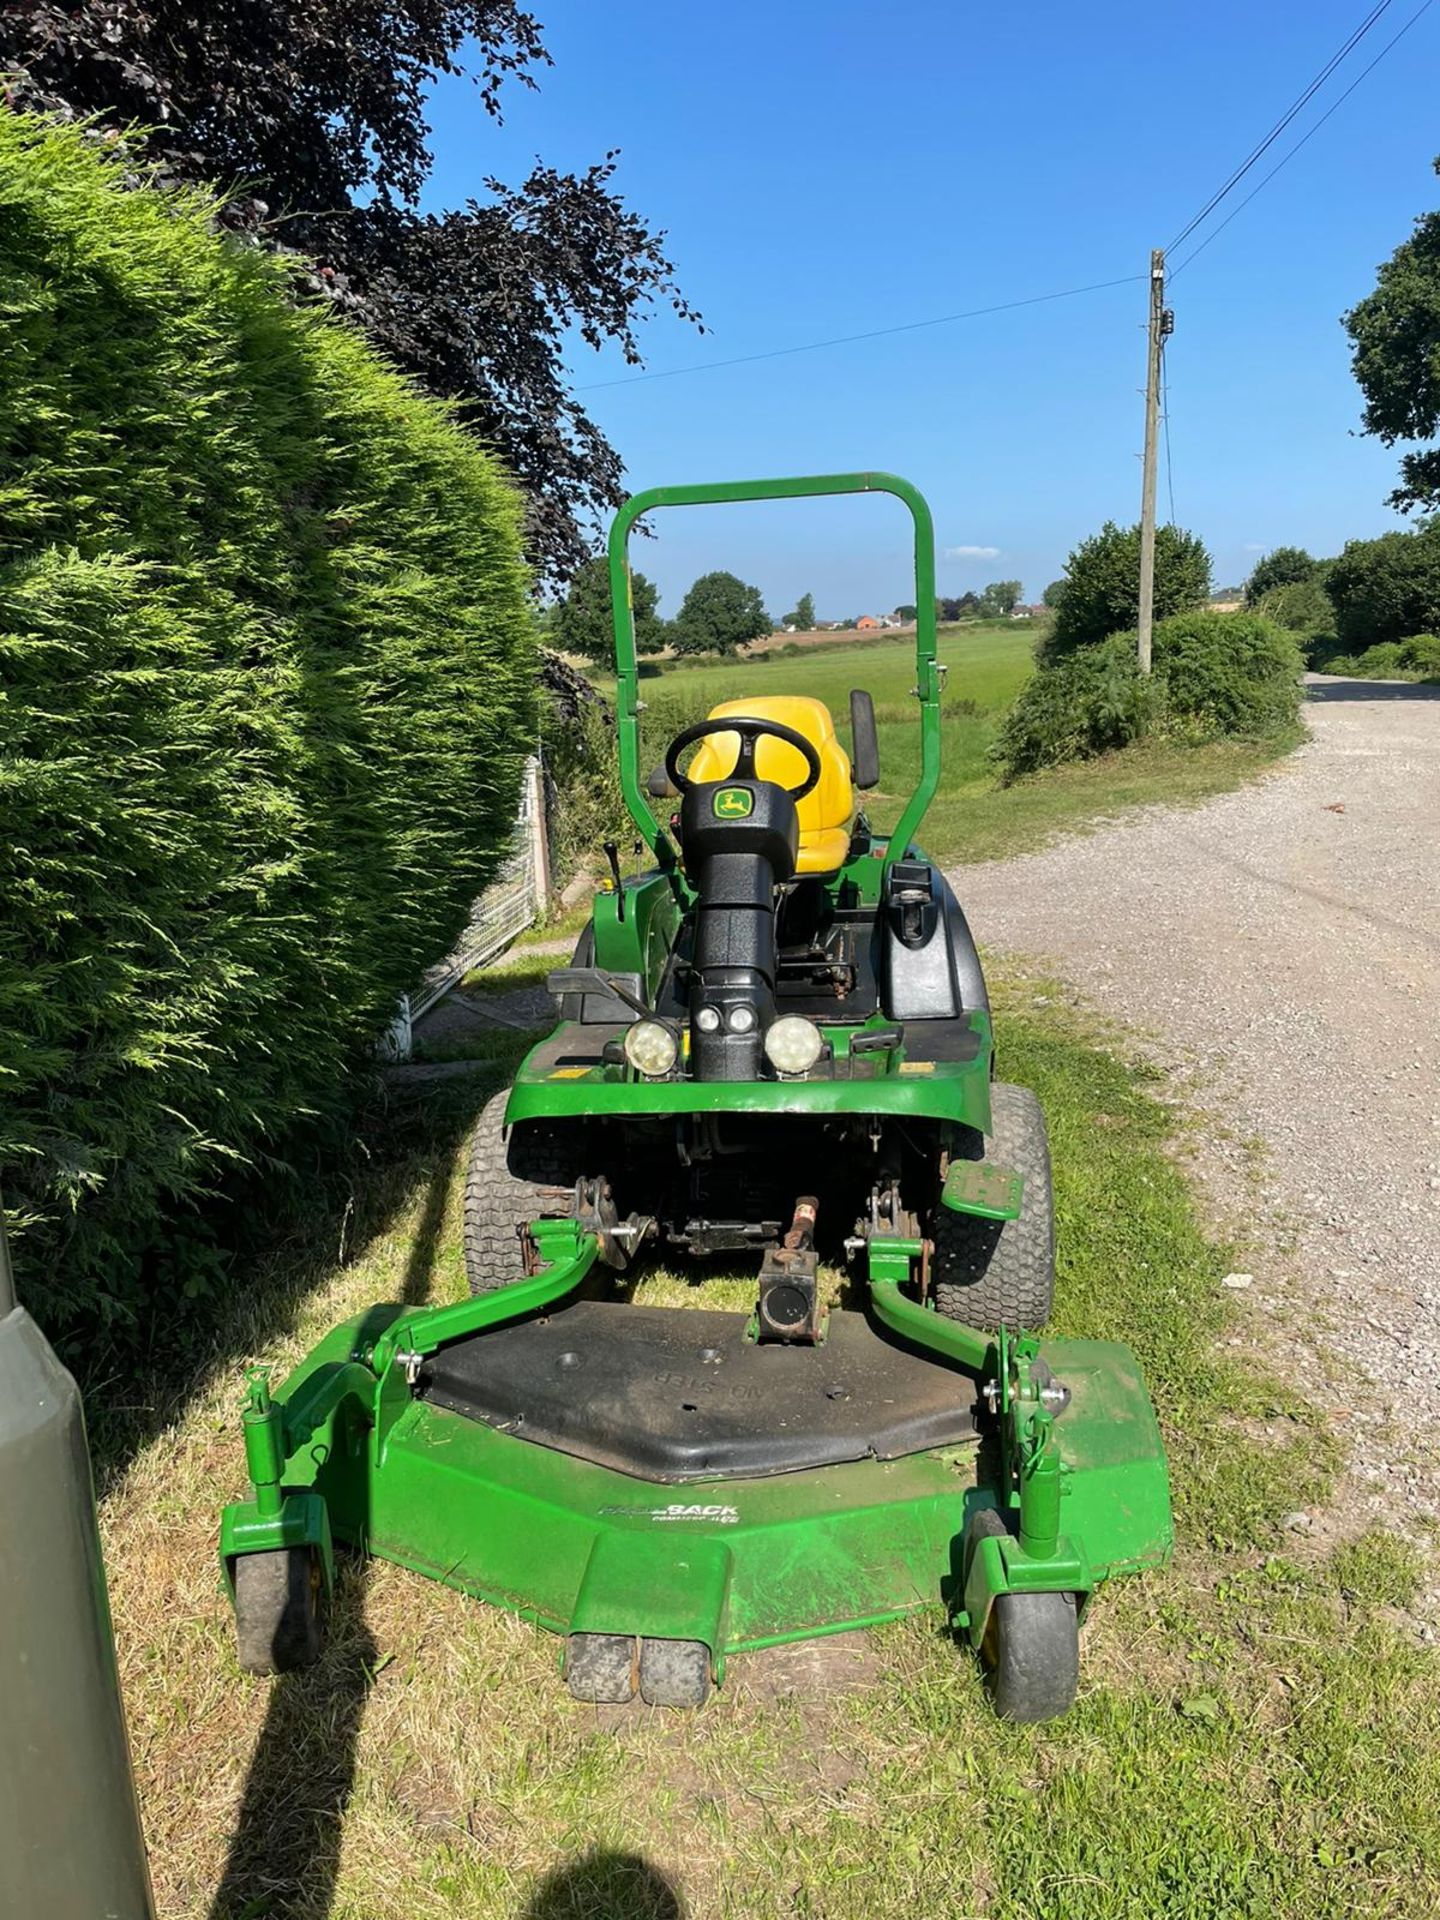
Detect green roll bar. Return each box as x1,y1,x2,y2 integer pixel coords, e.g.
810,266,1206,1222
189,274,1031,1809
607,472,942,870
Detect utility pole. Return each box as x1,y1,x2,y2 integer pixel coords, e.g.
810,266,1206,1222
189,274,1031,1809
1137,248,1171,675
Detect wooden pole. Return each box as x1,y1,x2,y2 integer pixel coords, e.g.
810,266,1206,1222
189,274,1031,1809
1137,248,1166,676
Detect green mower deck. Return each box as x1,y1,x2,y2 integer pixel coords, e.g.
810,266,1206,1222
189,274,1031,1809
221,1221,1173,1703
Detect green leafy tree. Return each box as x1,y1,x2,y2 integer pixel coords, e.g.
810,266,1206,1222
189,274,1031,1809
1344,157,1440,514
1043,521,1211,659
1244,546,1317,605
978,579,1023,617
554,557,664,663
672,572,771,655
1041,579,1067,609
1325,519,1440,649
893,602,918,621
1,1,700,586
782,591,816,629
937,593,980,621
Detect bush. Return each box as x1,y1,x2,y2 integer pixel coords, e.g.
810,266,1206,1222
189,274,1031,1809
1325,521,1440,649
1402,633,1440,674
1152,611,1305,739
0,115,534,1336
995,635,1166,776
1312,634,1440,681
997,612,1301,780
1042,520,1211,659
537,653,626,882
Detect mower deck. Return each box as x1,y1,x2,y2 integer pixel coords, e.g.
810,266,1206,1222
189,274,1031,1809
420,1298,980,1481
221,1222,1172,1690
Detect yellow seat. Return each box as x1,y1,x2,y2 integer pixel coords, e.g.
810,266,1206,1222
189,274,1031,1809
686,695,855,875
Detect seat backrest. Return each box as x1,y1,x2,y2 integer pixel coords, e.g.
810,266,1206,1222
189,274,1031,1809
686,696,855,875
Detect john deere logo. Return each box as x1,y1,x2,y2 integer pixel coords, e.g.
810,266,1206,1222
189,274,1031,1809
713,787,753,819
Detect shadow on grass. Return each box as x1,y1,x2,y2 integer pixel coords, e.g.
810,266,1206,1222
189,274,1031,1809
208,1558,376,1920
521,1849,685,1919
85,1053,535,1488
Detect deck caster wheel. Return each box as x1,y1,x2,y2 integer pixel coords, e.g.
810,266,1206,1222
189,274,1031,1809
566,1633,638,1703
233,1547,323,1675
638,1638,711,1708
967,1510,1078,1723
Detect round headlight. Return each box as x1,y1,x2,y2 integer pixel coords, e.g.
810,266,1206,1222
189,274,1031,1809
728,1004,757,1034
623,1019,678,1077
764,1015,824,1076
694,1005,721,1033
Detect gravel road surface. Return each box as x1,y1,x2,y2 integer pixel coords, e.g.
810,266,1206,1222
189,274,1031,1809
954,676,1440,1527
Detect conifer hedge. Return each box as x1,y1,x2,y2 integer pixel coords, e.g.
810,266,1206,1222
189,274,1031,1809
0,114,535,1334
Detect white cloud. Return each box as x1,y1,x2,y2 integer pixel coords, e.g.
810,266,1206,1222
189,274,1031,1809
945,543,1000,560
1243,542,1266,552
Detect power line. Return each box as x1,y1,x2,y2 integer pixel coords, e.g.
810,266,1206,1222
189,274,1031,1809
574,274,1142,392
1171,0,1436,276
1167,0,1396,254
574,0,1431,400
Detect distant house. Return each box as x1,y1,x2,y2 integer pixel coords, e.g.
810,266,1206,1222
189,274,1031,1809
855,615,880,631
1008,603,1046,619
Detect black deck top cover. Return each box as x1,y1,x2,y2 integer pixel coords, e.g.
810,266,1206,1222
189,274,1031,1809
420,1301,979,1483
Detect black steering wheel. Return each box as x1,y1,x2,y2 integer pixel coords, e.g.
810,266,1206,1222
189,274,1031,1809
665,714,823,800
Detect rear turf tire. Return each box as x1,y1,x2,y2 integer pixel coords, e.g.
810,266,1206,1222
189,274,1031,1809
933,1082,1055,1331
462,1090,575,1294
967,1509,1078,1723
233,1547,323,1675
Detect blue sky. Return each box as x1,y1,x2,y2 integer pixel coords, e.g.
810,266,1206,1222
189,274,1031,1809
423,1,1439,618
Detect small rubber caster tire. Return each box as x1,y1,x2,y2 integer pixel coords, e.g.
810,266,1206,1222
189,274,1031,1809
638,1638,711,1708
566,1633,637,1703
967,1509,1078,1723
233,1547,323,1675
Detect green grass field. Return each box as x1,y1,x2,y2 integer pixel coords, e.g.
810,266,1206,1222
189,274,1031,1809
98,970,1439,1920
587,621,1294,867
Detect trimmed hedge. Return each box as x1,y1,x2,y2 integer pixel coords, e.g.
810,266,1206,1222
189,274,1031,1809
0,114,535,1334
997,612,1302,779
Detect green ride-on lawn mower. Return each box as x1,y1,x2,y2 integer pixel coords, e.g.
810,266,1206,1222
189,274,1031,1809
220,473,1173,1721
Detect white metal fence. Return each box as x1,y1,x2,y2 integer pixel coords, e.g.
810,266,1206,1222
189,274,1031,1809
393,757,548,1041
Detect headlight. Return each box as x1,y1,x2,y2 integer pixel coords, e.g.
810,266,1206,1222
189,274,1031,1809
623,1019,679,1077
764,1015,823,1076
694,1005,721,1033
728,1004,757,1034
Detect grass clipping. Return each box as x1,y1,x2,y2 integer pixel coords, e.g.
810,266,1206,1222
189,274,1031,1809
0,113,535,1337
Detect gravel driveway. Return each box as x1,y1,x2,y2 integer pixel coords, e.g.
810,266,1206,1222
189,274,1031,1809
953,675,1440,1527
